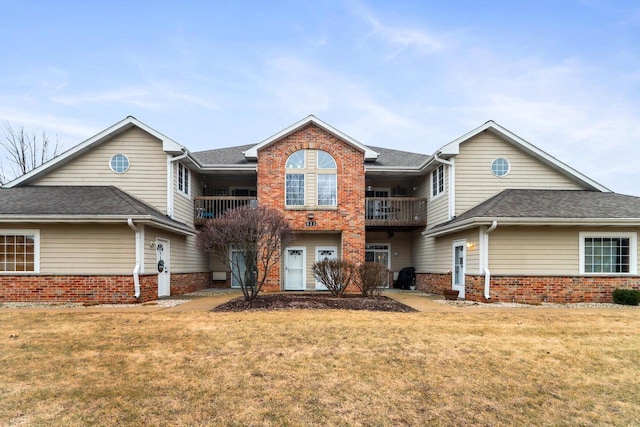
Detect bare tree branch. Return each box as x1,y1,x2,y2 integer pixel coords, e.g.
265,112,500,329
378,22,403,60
197,205,295,301
0,122,60,185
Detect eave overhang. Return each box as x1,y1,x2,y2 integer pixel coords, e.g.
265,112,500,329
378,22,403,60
0,215,197,236
423,217,640,238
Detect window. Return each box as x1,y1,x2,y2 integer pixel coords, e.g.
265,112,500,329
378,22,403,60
317,174,337,206
580,232,637,274
286,173,305,206
431,164,445,198
285,150,337,207
0,230,39,273
177,162,190,195
286,151,305,169
109,154,129,173
491,158,510,177
317,151,337,169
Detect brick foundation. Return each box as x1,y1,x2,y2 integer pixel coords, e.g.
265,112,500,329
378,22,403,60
416,272,640,304
0,271,212,304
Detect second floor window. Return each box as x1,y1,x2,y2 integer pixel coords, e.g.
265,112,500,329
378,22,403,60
285,150,337,207
178,162,190,195
432,164,445,198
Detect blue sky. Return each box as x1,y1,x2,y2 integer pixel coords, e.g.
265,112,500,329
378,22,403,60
1,0,639,195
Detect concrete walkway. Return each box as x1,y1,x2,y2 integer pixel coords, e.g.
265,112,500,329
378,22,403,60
162,288,456,313
0,289,455,314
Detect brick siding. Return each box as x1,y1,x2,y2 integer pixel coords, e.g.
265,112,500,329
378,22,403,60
0,272,210,304
416,272,640,304
257,123,366,291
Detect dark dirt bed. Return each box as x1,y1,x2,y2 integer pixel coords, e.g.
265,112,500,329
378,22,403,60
212,293,417,312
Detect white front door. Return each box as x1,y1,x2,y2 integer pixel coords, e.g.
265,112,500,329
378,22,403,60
315,246,338,290
156,239,170,297
285,247,306,291
452,240,465,298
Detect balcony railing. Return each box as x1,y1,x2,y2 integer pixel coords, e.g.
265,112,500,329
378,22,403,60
194,196,428,228
365,197,427,228
194,196,257,225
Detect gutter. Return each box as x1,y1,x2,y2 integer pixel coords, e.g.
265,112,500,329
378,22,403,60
482,221,498,300
127,218,142,299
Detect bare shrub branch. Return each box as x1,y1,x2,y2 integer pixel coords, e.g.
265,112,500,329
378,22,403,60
197,205,295,301
312,259,356,297
355,262,389,298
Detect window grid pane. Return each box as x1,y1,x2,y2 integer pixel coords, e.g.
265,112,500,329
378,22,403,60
584,237,630,273
286,174,305,206
286,151,305,169
0,234,35,272
317,151,337,169
317,174,337,206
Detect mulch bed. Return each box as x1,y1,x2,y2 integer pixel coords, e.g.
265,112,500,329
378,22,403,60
212,293,417,312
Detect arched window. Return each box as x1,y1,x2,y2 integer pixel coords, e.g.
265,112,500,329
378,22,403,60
285,150,337,207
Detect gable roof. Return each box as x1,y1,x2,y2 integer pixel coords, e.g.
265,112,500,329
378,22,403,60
0,186,195,235
424,189,640,237
242,115,379,161
3,116,185,188
433,120,610,192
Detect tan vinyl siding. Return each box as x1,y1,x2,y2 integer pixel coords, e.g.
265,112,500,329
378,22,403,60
145,227,209,273
423,230,480,274
455,132,583,216
427,165,449,228
33,128,168,213
366,231,412,274
488,227,640,276
37,224,134,274
411,229,433,272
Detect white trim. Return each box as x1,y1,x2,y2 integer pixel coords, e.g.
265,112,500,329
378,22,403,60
448,158,455,219
491,157,511,177
230,246,246,289
430,164,445,200
0,229,40,274
284,246,306,290
109,153,130,174
243,115,379,161
177,162,191,198
365,243,391,269
578,231,637,275
315,246,338,290
452,239,466,298
3,116,185,188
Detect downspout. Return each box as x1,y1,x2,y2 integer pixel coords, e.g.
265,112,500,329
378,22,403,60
127,218,141,299
167,150,188,218
433,153,455,219
483,221,498,300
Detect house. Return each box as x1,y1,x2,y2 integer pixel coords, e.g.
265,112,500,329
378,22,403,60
1,115,639,304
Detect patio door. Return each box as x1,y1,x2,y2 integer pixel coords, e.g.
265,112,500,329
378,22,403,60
452,240,465,298
156,239,170,297
285,247,306,291
365,244,390,287
315,246,337,290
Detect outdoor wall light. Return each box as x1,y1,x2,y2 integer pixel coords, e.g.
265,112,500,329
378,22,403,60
466,241,476,250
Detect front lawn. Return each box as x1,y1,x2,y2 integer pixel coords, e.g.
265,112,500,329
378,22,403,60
1,307,638,425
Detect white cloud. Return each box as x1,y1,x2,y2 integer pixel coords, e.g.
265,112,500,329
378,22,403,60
349,0,445,55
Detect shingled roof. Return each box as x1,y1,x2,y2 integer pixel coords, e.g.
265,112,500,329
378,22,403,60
0,186,195,235
426,189,640,236
192,144,429,168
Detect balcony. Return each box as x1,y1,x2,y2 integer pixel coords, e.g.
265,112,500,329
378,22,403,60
194,196,257,225
365,197,427,230
194,196,428,229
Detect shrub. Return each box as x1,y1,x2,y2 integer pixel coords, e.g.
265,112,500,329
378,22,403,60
355,262,389,298
312,259,355,297
612,289,640,306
